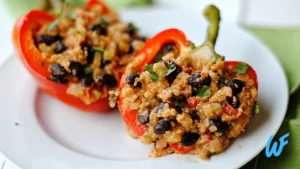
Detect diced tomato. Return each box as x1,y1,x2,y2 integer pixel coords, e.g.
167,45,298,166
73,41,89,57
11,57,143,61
187,97,200,109
222,103,239,116
170,143,194,154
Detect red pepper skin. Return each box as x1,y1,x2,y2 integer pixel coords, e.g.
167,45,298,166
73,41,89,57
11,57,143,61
170,143,194,154
118,99,146,137
13,0,112,112
224,61,258,89
119,29,188,90
118,29,259,151
118,29,188,137
85,0,111,14
136,29,189,69
222,61,258,121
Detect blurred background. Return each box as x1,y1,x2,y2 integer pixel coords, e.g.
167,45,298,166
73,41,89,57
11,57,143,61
1,0,299,90
0,0,299,169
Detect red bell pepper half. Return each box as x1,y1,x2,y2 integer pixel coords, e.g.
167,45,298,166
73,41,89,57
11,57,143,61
13,0,112,112
118,5,258,153
85,0,111,14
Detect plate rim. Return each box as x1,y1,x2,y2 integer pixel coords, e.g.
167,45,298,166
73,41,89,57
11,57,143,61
0,8,289,169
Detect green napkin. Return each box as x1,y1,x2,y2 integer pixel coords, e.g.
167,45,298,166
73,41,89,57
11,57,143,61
247,28,300,91
3,0,152,19
3,0,41,19
241,27,300,169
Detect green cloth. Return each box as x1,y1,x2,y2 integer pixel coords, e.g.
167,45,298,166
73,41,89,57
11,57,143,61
248,28,300,90
241,28,300,169
3,0,152,19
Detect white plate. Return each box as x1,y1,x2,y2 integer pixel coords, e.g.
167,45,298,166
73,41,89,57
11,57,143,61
0,8,288,169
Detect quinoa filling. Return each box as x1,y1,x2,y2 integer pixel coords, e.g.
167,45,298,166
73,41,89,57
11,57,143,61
120,42,258,159
36,5,145,104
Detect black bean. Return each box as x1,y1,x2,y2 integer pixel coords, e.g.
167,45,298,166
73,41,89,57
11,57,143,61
209,117,229,133
125,24,137,36
54,42,67,54
50,63,68,83
51,63,67,76
33,36,39,47
156,102,167,114
88,24,97,30
181,132,200,146
171,95,186,103
218,77,226,87
81,42,95,64
174,105,183,114
226,96,240,108
189,110,200,121
170,95,185,114
227,79,245,95
128,45,134,54
168,116,177,121
81,76,94,87
154,43,175,62
162,43,175,54
69,61,85,77
137,110,150,125
154,120,172,135
125,27,134,36
189,73,201,87
88,24,107,35
200,73,212,86
188,72,211,88
128,38,138,53
126,74,141,88
128,37,147,54
164,60,181,84
138,36,147,42
37,34,62,45
98,74,117,88
100,59,111,68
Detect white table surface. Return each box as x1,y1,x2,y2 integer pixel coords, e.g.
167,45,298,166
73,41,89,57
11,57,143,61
0,1,14,67
1,0,300,168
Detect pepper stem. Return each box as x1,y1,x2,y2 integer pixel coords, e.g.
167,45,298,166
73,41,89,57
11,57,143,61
203,5,221,47
40,0,65,16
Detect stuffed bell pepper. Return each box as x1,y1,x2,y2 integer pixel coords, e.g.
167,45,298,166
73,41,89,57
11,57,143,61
13,0,145,112
115,5,259,159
